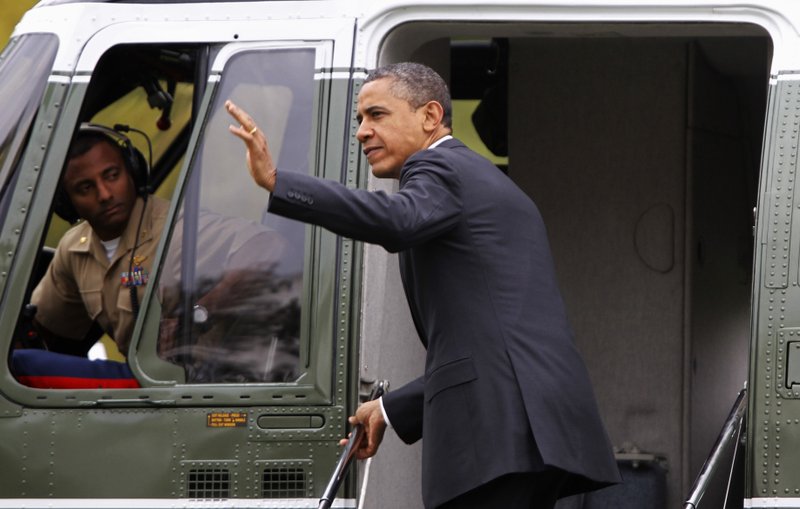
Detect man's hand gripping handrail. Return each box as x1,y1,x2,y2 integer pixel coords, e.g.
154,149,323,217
318,380,388,509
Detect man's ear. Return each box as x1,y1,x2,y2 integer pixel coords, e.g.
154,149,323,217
421,101,445,132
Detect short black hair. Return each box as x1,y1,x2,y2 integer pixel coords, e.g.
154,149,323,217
67,131,127,169
365,62,452,128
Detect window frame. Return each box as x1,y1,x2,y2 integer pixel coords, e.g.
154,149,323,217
131,41,340,405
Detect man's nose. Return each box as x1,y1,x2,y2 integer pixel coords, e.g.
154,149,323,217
356,122,371,143
96,181,113,201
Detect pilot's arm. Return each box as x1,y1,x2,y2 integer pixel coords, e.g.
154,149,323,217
30,240,95,344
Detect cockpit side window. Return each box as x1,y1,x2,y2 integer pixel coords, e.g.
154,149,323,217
9,43,200,389
155,48,315,383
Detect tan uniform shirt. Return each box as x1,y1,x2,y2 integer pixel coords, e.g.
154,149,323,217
31,196,169,354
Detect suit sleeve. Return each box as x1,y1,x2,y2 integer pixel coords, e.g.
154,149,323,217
268,153,462,253
382,376,425,444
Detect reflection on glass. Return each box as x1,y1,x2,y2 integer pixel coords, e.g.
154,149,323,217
157,48,315,383
158,208,301,382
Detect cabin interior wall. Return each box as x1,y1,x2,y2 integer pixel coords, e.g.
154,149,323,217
686,40,759,484
509,37,688,508
506,35,762,508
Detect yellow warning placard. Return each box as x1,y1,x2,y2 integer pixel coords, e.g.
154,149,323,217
207,412,247,428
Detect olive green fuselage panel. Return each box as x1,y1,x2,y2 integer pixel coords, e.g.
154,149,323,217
0,407,341,498
750,76,800,500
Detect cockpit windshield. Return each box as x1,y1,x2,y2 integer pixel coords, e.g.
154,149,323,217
0,34,58,223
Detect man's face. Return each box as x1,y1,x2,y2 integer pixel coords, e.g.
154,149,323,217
356,78,430,179
63,141,137,241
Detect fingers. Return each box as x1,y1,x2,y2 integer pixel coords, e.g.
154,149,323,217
337,430,364,459
225,100,258,141
360,419,386,459
224,99,277,192
340,400,386,460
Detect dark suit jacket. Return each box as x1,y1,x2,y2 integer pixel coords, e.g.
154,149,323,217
269,138,620,508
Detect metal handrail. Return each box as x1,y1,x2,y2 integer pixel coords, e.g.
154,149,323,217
318,380,388,509
683,386,747,509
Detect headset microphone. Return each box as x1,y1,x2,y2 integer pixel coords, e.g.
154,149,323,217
110,123,153,320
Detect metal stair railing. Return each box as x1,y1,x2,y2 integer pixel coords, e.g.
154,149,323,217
683,386,747,509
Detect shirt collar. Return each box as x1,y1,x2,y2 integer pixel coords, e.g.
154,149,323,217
66,197,152,258
428,135,453,150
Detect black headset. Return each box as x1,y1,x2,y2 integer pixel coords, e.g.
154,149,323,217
54,123,149,224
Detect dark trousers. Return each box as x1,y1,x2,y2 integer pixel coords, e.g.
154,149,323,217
437,470,568,509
